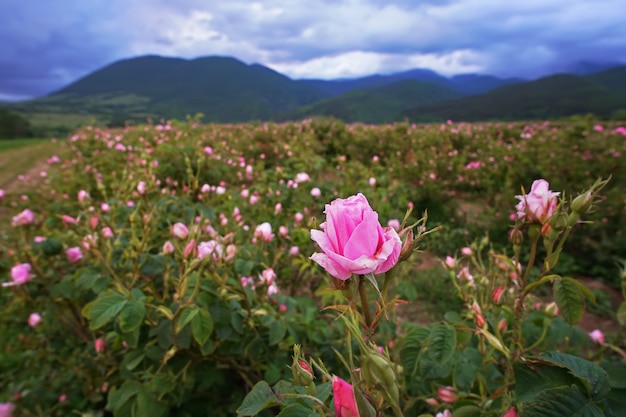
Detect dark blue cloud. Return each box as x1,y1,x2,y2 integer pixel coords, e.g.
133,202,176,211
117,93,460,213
0,0,624,100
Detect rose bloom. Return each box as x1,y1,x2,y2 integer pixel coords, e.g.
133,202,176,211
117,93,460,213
66,247,83,263
11,209,35,226
28,313,42,328
254,222,273,242
588,329,605,345
2,263,33,287
515,179,560,223
310,193,402,280
0,403,15,417
171,222,189,239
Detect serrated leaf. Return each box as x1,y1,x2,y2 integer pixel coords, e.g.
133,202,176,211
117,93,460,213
452,405,482,417
237,381,280,416
427,324,456,366
175,305,199,334
554,279,584,325
106,380,142,411
136,391,167,417
400,329,425,377
83,291,127,330
191,309,214,345
538,351,610,401
118,299,145,333
520,385,605,417
276,403,319,417
562,277,596,305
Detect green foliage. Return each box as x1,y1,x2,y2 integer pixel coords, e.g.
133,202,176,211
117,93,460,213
0,107,33,138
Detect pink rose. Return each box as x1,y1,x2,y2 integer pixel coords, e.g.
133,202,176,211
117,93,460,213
502,406,517,417
11,209,35,226
254,222,273,242
332,376,360,417
162,240,175,254
171,222,189,239
66,247,83,263
310,193,401,280
588,329,605,344
94,337,106,353
515,179,560,223
438,386,457,403
28,313,42,328
3,263,33,287
0,403,15,417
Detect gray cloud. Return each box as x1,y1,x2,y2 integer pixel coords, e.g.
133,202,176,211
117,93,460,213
0,0,625,100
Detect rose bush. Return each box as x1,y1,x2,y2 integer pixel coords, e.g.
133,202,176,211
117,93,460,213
310,193,402,280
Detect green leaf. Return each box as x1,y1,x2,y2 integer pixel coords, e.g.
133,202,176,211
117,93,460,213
427,324,456,366
269,320,286,346
75,266,100,290
452,405,482,417
42,238,63,256
117,299,145,333
514,360,580,404
276,404,319,417
191,308,214,345
617,301,626,326
83,291,127,330
523,274,560,296
136,391,167,417
237,381,280,416
122,350,145,371
400,329,425,377
140,254,166,278
176,305,199,334
106,380,142,411
235,259,255,276
538,351,610,401
520,385,605,417
562,277,596,305
554,279,584,325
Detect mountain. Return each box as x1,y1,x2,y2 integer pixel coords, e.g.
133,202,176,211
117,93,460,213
18,55,330,123
565,61,624,76
401,68,626,122
302,68,520,97
278,79,463,124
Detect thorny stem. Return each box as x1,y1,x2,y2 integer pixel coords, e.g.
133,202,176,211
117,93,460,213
358,276,373,333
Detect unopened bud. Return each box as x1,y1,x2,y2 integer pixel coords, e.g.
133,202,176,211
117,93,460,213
549,211,568,231
492,286,505,305
509,228,524,245
571,191,593,214
398,228,415,261
292,360,314,386
545,302,559,317
498,318,507,332
425,398,439,406
183,239,197,259
367,352,399,403
438,386,457,403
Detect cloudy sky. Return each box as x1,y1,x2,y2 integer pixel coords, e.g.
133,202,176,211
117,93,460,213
1,0,625,101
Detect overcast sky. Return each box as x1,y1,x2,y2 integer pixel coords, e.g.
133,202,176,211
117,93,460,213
1,0,625,101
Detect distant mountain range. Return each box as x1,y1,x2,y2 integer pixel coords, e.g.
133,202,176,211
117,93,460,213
5,55,626,127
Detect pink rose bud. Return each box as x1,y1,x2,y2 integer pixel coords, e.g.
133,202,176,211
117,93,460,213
311,187,321,198
183,239,197,259
101,203,110,213
492,286,505,304
588,329,605,345
11,208,35,226
28,313,42,328
387,219,400,230
515,179,560,224
279,225,288,238
544,302,559,317
310,193,401,280
436,410,452,417
162,240,175,254
171,222,189,239
295,172,310,183
77,190,90,202
503,406,517,417
254,222,273,242
289,246,300,256
3,263,33,287
58,394,67,402
368,177,376,186
438,386,457,403
0,189,5,201
274,203,282,213
425,398,440,406
137,181,147,195
249,195,259,205
294,212,304,223
498,318,507,332
225,244,236,261
461,247,472,256
332,376,360,417
66,247,83,263
444,256,456,269
101,227,113,239
89,214,99,229
61,215,78,226
94,338,106,353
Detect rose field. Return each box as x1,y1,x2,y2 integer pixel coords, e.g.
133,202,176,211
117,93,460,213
1,118,626,417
